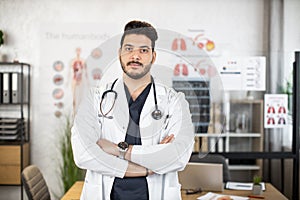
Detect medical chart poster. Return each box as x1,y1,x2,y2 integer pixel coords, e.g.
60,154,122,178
37,23,118,160
39,23,118,119
216,57,266,91
264,94,288,128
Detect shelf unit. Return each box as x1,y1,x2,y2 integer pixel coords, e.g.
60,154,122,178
229,100,264,181
0,62,30,199
205,100,264,181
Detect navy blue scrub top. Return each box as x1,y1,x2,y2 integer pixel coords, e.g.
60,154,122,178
110,83,152,200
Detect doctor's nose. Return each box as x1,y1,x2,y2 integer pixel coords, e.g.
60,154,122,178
130,51,141,60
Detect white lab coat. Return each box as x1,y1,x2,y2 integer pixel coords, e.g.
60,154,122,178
71,77,194,200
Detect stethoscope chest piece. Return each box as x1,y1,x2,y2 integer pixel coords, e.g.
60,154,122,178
152,108,163,120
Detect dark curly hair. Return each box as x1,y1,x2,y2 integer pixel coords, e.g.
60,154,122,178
120,20,158,50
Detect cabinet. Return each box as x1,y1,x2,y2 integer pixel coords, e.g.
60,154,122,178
0,62,30,199
0,143,29,184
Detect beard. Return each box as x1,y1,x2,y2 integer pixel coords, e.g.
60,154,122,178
120,58,152,80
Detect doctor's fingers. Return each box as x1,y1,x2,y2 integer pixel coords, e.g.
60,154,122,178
160,134,175,144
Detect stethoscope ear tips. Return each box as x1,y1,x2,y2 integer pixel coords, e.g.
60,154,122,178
152,109,163,120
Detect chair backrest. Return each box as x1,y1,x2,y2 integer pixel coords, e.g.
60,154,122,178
21,165,51,200
189,153,231,183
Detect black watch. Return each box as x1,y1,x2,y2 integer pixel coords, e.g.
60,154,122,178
117,141,129,159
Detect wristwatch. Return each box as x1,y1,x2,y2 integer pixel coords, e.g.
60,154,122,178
117,141,129,159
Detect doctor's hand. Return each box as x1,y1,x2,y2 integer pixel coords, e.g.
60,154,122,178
125,162,154,177
160,134,175,144
97,139,119,157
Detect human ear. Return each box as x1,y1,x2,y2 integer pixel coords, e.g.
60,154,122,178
151,51,156,64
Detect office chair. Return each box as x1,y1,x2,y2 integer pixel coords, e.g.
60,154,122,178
21,165,51,200
189,153,231,183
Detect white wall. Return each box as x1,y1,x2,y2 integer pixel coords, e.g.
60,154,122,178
0,0,281,199
283,0,300,78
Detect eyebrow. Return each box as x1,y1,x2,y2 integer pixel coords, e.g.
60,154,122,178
123,44,151,49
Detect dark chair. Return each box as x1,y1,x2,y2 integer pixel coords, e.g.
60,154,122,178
21,165,51,200
189,153,231,183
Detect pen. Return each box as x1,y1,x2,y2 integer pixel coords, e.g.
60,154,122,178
248,195,265,199
164,114,170,123
164,114,170,129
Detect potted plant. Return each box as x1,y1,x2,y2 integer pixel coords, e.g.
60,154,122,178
281,72,293,115
252,175,263,195
59,115,85,195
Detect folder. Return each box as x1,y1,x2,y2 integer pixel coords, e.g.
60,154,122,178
0,73,3,103
8,73,13,103
3,73,9,103
12,73,21,103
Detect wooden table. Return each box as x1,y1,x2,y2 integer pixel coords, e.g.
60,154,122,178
181,183,288,200
61,181,288,200
61,181,83,200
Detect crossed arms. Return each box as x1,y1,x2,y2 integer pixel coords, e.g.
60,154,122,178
96,134,175,177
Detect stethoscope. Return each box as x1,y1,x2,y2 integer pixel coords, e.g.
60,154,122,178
99,76,163,120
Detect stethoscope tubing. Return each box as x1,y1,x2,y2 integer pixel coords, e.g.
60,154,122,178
99,77,163,120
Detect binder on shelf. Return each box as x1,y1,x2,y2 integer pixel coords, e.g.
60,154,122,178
12,73,21,103
0,73,3,103
8,73,13,103
2,73,9,103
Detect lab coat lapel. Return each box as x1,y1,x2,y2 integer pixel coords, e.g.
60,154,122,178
112,78,129,134
140,84,155,126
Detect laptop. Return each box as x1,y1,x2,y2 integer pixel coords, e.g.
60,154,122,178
178,162,224,192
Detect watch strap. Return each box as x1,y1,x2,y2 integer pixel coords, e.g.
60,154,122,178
119,150,126,159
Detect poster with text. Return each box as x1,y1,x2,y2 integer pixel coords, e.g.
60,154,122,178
217,57,266,91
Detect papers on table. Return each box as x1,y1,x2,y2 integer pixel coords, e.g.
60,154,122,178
225,182,266,191
197,192,249,200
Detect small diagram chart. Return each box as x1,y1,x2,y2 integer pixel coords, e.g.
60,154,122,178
264,94,288,128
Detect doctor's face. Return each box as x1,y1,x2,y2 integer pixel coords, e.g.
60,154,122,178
119,34,156,80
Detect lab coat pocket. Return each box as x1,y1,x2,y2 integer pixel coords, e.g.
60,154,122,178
163,184,182,200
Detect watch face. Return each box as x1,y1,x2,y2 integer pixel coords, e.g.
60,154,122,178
118,142,129,150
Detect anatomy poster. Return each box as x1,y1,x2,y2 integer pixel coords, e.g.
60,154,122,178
39,23,118,120
168,28,219,80
264,94,288,128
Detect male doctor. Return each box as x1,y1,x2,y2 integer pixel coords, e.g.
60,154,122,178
71,20,194,200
